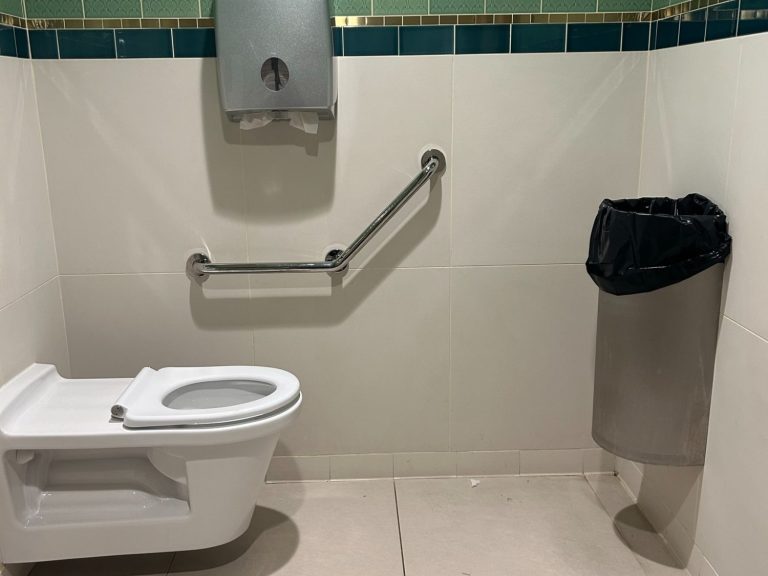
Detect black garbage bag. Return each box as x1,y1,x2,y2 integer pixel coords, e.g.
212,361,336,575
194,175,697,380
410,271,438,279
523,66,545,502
586,193,732,295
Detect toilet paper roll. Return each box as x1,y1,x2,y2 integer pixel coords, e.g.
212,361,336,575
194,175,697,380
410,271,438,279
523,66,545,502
240,111,319,134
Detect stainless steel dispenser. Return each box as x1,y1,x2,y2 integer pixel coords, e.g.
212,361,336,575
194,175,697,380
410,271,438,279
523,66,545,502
215,0,336,122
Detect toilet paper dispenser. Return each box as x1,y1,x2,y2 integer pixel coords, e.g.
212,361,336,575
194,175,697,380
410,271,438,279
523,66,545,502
215,0,337,124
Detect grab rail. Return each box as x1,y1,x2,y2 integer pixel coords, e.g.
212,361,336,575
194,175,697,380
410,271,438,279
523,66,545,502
187,149,446,279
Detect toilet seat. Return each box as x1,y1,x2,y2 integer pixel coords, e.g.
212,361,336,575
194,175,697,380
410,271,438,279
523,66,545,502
111,366,301,429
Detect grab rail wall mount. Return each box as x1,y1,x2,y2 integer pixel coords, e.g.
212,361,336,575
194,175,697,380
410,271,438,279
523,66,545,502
187,149,446,280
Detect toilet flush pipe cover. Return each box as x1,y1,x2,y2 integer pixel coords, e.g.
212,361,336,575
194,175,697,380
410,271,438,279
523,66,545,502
112,366,301,429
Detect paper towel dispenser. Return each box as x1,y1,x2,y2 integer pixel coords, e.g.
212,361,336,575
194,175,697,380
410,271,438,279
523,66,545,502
215,0,337,123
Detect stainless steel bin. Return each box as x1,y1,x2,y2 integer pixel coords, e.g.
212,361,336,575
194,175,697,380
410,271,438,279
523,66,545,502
592,265,724,466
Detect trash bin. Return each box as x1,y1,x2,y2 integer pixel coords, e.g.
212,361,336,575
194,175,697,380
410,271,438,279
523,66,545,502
586,194,732,466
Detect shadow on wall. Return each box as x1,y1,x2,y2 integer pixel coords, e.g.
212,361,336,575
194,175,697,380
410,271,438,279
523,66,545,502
200,61,336,223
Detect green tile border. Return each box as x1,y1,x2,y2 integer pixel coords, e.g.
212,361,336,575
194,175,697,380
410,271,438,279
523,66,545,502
1,0,711,21
0,0,736,32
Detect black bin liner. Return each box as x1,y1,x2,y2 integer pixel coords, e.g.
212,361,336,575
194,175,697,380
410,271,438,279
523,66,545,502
586,193,732,295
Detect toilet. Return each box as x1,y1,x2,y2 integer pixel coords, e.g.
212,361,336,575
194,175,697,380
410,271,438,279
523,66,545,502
0,364,302,564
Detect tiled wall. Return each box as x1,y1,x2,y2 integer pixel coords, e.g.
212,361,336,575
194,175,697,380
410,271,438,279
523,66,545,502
2,0,768,59
617,32,768,576
27,50,646,460
0,58,69,388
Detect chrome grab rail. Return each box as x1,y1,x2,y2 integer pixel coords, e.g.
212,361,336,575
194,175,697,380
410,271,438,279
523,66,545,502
187,149,446,279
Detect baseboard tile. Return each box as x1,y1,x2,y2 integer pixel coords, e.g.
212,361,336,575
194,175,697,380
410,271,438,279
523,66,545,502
267,448,614,482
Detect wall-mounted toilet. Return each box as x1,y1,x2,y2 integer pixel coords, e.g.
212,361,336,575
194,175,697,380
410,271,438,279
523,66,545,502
0,364,301,563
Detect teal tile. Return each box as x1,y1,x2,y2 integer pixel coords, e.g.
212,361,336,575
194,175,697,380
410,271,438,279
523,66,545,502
142,0,199,18
84,0,140,18
487,0,542,13
374,0,428,14
331,0,371,16
201,0,214,17
542,0,597,11
26,0,83,18
0,0,24,17
429,0,484,14
598,0,650,10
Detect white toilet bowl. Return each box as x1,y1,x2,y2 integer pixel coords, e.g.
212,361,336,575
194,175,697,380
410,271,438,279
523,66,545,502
0,364,302,564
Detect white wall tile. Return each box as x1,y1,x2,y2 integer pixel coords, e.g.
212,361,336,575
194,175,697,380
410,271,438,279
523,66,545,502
330,454,394,480
0,59,59,309
60,274,254,378
638,41,741,207
243,56,452,269
266,456,330,482
520,450,583,475
249,267,450,456
394,452,456,478
450,265,597,451
452,53,646,266
34,60,247,275
583,448,616,474
721,35,768,341
0,279,69,384
456,451,520,477
616,457,643,500
696,319,768,576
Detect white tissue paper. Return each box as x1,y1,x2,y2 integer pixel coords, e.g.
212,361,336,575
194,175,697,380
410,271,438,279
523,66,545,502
240,111,319,135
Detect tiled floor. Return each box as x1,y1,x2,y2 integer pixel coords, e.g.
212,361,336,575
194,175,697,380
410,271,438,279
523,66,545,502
30,475,687,576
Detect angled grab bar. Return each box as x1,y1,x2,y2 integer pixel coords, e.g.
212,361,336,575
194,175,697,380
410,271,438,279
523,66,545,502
187,149,447,279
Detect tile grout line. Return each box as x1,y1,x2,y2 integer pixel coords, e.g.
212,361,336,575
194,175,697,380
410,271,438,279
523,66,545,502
583,475,658,576
392,479,408,576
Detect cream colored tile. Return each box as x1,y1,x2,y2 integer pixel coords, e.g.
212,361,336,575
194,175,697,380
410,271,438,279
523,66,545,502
267,456,330,482
330,453,394,480
638,42,740,207
243,56,452,269
60,274,253,378
722,35,768,341
394,452,456,478
699,558,719,576
456,451,520,477
396,476,645,575
169,481,403,576
0,279,69,384
30,554,172,576
452,53,646,266
251,267,450,456
34,60,247,274
696,319,768,576
0,59,58,308
586,475,687,576
616,457,645,500
583,448,616,474
687,545,705,576
520,449,583,475
450,265,597,451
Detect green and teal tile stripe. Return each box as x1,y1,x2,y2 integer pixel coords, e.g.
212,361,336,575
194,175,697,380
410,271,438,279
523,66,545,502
0,0,729,19
2,0,768,59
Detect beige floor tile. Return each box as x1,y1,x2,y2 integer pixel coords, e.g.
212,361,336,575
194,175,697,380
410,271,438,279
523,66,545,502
30,554,173,576
169,480,403,576
586,474,688,576
396,476,646,576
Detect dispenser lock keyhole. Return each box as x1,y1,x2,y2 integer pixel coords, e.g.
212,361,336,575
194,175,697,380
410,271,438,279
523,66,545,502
261,57,289,92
